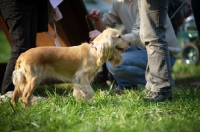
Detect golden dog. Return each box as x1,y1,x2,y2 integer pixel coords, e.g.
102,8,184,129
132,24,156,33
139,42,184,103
11,28,130,107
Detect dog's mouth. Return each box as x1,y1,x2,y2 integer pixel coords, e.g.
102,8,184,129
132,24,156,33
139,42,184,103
116,44,131,52
116,47,126,52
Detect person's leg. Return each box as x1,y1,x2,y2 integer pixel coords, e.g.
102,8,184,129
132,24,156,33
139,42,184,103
112,75,138,90
0,2,38,94
106,46,147,93
108,75,137,95
30,4,38,48
191,0,200,38
139,0,173,101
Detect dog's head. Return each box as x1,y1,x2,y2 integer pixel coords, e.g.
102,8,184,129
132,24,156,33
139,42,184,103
93,28,130,66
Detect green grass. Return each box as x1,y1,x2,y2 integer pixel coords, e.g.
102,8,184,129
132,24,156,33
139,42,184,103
0,29,11,63
1,86,200,132
172,59,200,87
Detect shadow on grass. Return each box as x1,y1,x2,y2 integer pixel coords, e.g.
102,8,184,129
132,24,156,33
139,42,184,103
173,60,200,89
34,83,73,97
33,80,112,98
174,75,200,89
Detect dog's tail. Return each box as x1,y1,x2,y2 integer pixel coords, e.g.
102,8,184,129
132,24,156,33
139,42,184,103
12,53,26,88
12,68,26,90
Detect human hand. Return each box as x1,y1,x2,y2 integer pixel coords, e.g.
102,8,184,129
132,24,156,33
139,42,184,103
88,9,101,22
121,35,131,43
89,30,101,40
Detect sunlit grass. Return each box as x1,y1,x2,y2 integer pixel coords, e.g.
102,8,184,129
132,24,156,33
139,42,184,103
1,86,200,132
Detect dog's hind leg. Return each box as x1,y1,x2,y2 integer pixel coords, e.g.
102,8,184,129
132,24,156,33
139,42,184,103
11,68,26,106
21,66,43,107
22,83,36,107
11,86,22,106
22,85,32,107
22,77,40,107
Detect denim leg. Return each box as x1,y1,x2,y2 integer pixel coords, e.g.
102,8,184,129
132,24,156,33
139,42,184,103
138,0,172,92
0,2,38,93
191,0,200,38
112,75,138,90
106,46,147,89
107,46,176,91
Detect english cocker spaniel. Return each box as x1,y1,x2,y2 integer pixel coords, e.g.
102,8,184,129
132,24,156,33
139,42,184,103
11,28,130,107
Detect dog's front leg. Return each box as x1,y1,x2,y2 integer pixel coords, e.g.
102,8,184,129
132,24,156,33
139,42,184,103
73,75,94,100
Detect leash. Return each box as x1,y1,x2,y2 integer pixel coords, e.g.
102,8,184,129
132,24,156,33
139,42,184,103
85,15,92,43
85,15,93,32
46,21,61,47
170,0,187,20
85,14,96,49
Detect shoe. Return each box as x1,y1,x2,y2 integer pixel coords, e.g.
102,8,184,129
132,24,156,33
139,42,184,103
110,87,124,95
144,91,172,102
142,88,151,95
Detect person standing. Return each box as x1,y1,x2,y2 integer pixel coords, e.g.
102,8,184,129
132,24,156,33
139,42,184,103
0,0,48,98
138,0,174,101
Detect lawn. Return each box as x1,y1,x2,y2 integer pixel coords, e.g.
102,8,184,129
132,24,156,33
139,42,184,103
0,29,200,132
0,86,200,132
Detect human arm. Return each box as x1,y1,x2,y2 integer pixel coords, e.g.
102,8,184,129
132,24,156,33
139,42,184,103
89,30,101,40
88,9,106,32
121,12,144,48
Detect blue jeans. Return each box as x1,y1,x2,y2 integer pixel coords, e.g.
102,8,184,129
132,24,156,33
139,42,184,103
0,1,38,94
139,0,173,92
191,0,200,38
106,46,176,90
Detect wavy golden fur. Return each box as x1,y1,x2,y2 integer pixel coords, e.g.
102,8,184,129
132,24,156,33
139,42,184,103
11,28,130,107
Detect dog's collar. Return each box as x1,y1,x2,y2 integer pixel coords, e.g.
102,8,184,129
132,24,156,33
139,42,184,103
90,42,97,50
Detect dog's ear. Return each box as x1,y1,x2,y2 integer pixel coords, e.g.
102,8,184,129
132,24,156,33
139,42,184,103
108,49,123,66
103,28,121,39
112,33,121,39
96,36,113,66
